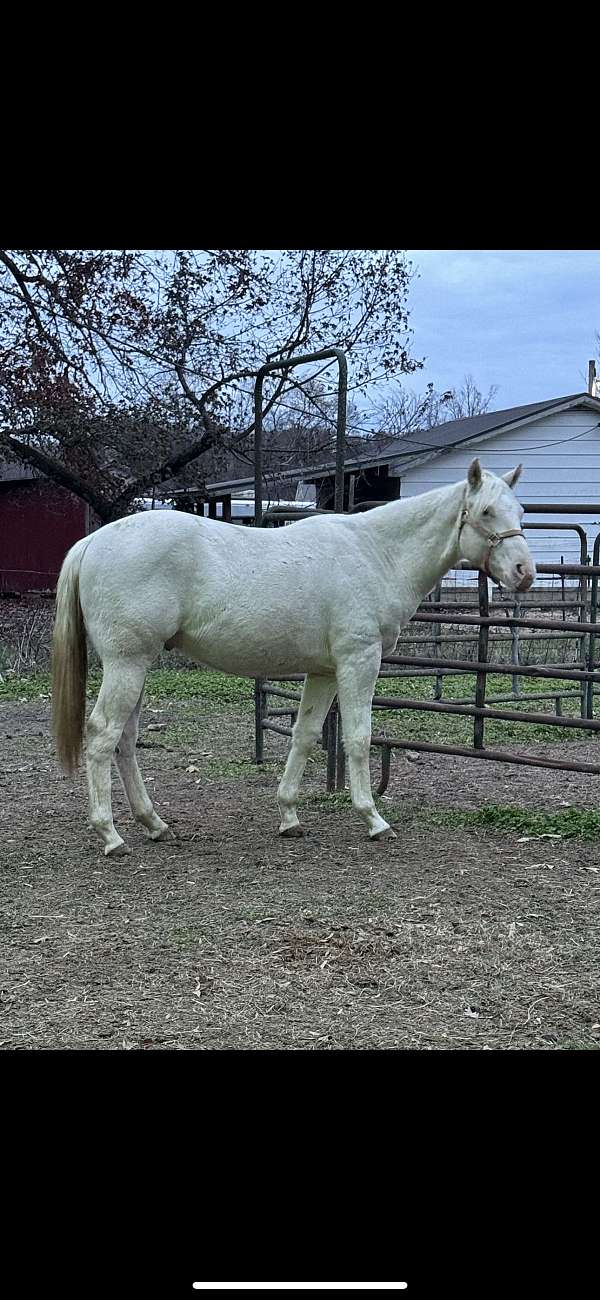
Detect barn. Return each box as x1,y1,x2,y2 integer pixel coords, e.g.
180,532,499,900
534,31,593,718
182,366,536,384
0,462,90,594
0,460,310,593
297,391,600,578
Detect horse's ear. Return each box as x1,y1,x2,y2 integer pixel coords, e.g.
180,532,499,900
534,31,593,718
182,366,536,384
502,463,523,490
468,458,482,490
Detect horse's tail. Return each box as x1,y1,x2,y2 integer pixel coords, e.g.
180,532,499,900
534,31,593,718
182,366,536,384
51,536,91,774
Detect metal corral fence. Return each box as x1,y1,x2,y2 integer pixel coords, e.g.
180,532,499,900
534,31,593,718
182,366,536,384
254,509,600,792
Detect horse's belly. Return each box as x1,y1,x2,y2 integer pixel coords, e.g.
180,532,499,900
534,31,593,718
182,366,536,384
171,626,333,678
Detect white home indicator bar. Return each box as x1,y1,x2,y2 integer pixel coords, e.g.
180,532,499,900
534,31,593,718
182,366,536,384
192,1286,408,1291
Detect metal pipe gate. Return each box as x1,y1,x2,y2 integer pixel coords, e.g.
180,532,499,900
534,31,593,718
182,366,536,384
252,353,600,792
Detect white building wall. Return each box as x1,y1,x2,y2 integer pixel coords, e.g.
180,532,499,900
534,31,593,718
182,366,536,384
399,408,600,583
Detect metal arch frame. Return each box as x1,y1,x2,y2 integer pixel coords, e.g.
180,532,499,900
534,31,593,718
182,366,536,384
253,348,348,774
253,348,348,527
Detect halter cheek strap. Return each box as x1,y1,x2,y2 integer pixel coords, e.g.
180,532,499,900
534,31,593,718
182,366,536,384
458,506,526,578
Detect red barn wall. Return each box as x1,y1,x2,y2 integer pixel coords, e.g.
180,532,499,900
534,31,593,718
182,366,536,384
0,481,88,593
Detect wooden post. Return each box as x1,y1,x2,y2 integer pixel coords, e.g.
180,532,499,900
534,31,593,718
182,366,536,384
208,498,218,520
222,494,232,523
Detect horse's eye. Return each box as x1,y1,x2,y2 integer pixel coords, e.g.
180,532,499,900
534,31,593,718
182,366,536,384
482,508,489,516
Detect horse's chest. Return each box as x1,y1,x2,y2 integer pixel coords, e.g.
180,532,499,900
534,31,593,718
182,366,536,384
379,582,425,653
381,627,399,654
380,603,412,652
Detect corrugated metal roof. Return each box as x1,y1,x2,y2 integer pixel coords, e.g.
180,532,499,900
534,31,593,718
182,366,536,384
298,392,600,481
376,394,592,458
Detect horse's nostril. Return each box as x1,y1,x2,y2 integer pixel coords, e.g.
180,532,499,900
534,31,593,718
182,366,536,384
516,563,526,575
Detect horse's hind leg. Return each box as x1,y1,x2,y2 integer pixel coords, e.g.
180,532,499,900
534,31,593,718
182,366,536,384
86,659,149,857
115,692,172,843
277,674,337,836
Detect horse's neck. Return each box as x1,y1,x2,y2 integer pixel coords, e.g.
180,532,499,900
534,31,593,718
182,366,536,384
364,481,465,601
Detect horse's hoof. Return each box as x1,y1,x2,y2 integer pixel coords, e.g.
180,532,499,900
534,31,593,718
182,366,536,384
149,826,174,842
279,825,305,838
105,841,132,857
370,827,397,841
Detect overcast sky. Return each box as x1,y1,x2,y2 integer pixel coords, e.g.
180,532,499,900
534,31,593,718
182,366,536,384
399,249,600,409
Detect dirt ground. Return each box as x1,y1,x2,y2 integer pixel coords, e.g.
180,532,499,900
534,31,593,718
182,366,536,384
1,695,599,1050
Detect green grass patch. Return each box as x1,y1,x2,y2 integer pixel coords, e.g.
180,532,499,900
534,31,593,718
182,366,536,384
169,926,204,949
303,793,600,841
303,791,354,812
428,804,600,840
0,666,253,706
144,669,252,706
556,1038,600,1051
0,672,55,701
373,672,593,744
1,665,595,750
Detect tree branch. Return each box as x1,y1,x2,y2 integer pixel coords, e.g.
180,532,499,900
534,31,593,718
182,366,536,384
1,430,113,521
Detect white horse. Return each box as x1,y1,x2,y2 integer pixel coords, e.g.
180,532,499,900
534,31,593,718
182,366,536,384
52,459,535,856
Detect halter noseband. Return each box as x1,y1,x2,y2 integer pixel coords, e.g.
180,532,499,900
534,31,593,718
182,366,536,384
458,503,526,579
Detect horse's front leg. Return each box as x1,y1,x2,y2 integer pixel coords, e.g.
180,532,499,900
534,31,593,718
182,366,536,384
277,674,337,837
335,646,395,840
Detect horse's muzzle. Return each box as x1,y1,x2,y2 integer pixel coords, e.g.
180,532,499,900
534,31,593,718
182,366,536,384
515,568,535,593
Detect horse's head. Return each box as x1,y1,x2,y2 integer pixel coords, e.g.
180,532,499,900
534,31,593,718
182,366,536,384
459,460,536,592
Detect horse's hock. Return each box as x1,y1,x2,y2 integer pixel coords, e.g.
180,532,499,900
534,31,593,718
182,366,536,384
256,514,600,792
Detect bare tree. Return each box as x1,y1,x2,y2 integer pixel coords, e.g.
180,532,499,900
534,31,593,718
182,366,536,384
369,373,499,444
187,375,373,502
0,250,421,521
444,374,499,420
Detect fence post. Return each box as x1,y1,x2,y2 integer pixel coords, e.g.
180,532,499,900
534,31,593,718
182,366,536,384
587,533,600,718
432,583,443,699
511,599,521,698
254,678,265,764
326,701,338,793
578,540,589,718
473,571,490,749
335,711,346,791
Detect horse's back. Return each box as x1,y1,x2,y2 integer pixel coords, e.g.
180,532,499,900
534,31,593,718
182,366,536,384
75,508,369,673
